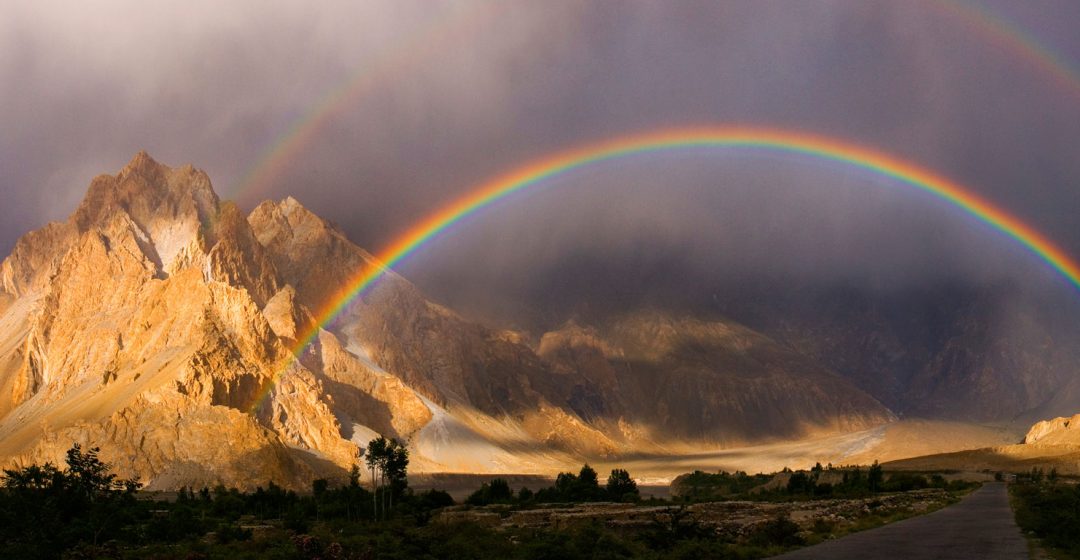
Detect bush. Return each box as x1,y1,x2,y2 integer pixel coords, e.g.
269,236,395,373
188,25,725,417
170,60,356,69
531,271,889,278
1011,482,1080,556
671,470,771,501
749,514,803,547
518,487,534,502
284,509,310,533
811,517,836,535
214,523,253,544
416,489,455,510
882,473,928,492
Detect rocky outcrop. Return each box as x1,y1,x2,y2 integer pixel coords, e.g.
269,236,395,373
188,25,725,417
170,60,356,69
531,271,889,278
1023,413,1080,445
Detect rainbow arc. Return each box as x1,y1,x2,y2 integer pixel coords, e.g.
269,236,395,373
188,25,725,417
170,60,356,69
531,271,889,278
248,126,1080,412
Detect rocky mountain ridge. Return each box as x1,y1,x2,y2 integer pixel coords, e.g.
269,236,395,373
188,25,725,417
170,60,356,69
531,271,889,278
0,153,893,488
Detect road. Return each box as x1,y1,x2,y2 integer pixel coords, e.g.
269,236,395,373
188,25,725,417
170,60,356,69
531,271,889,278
771,483,1030,559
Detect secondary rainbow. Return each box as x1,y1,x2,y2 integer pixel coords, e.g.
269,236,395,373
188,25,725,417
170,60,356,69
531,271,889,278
228,1,503,204
940,0,1080,97
228,0,1078,207
248,126,1080,412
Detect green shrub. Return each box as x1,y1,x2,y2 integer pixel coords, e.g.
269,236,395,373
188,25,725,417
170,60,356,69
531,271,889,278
215,523,253,544
749,514,803,548
1011,482,1080,556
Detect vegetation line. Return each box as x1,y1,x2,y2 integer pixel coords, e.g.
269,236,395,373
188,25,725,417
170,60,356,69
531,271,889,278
0,443,980,559
1009,468,1080,559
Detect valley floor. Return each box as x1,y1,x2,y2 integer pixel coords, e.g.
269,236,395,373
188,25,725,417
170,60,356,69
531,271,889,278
566,419,1018,484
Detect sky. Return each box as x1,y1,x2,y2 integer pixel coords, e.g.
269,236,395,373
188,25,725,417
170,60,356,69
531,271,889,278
2,0,1078,328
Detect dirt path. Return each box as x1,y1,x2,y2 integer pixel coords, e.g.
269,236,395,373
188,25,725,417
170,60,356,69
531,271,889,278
772,483,1029,559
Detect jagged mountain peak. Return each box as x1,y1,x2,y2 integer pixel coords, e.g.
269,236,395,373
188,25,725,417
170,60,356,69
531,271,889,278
65,153,223,277
247,195,386,312
74,152,218,232
118,150,164,180
249,195,349,244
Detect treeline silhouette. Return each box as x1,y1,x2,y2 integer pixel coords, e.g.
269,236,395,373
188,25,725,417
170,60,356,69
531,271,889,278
0,443,980,559
0,444,144,558
466,464,640,505
0,440,449,559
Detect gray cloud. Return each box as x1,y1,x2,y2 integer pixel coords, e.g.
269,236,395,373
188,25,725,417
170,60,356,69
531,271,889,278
1,0,1078,328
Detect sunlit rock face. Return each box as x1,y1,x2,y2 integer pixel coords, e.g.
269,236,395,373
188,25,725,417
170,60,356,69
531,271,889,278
1023,413,1080,445
0,153,893,489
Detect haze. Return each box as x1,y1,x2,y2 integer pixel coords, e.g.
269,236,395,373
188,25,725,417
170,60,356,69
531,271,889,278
2,0,1078,328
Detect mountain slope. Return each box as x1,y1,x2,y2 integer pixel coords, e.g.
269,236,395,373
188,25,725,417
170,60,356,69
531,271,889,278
537,312,893,448
710,283,1080,422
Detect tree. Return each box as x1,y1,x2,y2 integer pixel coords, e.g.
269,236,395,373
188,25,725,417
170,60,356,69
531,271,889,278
466,478,513,505
846,467,864,489
2,462,63,491
1,443,140,554
384,439,410,496
606,469,639,502
546,464,606,502
518,487,534,502
66,444,123,501
365,436,409,519
787,471,811,495
365,437,387,519
578,464,599,488
868,461,884,493
554,471,578,499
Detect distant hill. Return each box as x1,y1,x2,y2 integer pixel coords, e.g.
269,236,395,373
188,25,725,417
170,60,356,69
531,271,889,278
885,413,1080,475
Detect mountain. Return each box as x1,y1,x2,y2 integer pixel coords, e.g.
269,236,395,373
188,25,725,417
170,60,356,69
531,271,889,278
536,313,891,447
0,153,893,489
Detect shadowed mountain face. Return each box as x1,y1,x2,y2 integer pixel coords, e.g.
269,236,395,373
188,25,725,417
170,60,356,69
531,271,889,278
0,154,893,489
703,282,1080,423
536,313,893,446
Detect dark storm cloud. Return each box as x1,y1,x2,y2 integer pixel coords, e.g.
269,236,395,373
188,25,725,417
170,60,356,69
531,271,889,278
2,0,1078,327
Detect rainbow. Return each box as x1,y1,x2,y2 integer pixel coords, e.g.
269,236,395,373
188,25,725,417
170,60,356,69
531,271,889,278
249,126,1080,412
228,0,1078,207
940,0,1080,96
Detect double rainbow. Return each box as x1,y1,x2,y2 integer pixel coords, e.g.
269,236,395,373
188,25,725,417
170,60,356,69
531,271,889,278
249,126,1080,412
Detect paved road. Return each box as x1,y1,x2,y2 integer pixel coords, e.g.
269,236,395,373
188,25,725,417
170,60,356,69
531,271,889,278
772,483,1029,559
